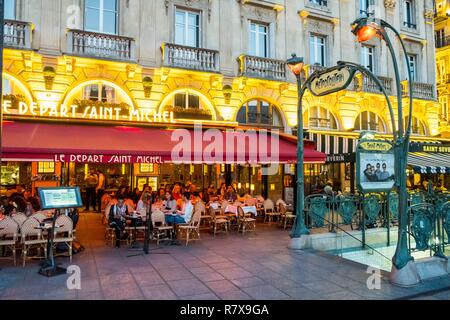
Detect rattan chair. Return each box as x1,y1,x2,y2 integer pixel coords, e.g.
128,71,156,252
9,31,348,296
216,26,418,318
11,213,27,227
178,210,202,246
21,217,47,267
279,203,296,230
210,206,229,236
237,206,256,234
53,215,75,262
151,210,173,245
263,199,279,223
0,216,19,266
31,211,48,223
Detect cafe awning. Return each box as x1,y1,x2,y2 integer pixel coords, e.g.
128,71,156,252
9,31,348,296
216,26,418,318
1,121,326,164
408,153,450,174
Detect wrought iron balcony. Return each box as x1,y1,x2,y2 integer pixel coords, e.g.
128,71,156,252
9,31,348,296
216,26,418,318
436,35,450,48
162,43,220,73
238,55,286,81
354,74,394,95
402,82,436,101
3,20,33,49
66,29,135,61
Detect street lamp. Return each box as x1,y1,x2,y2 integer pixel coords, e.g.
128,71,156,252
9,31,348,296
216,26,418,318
286,54,310,239
351,17,418,285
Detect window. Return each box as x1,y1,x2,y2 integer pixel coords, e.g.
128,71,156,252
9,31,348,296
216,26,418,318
354,111,386,132
436,29,446,47
361,45,375,72
3,78,12,95
310,35,326,66
139,164,154,173
249,22,269,58
83,84,116,103
360,0,375,16
5,0,15,20
439,96,448,121
85,0,118,35
175,8,200,47
403,0,416,29
237,99,283,128
174,92,201,109
309,0,327,6
437,60,446,84
38,162,55,174
407,55,417,81
404,116,426,135
303,106,338,129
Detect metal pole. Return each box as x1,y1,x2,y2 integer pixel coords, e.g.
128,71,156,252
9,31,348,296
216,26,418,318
381,29,414,270
290,75,309,238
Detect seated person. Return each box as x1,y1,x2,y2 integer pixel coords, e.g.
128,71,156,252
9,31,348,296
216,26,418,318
162,192,177,213
224,185,237,203
165,192,193,225
108,197,129,248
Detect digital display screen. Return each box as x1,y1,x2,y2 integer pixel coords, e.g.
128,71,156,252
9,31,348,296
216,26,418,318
39,187,83,210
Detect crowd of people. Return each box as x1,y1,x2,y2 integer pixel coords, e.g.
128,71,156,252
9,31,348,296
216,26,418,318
0,184,42,219
102,181,256,248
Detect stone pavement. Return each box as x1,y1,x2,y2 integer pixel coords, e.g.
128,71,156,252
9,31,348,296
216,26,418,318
1,212,450,300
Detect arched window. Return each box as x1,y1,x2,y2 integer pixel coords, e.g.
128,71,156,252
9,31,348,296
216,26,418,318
354,111,387,133
237,99,283,128
83,83,116,103
303,106,338,130
164,90,213,120
404,116,426,135
2,74,33,109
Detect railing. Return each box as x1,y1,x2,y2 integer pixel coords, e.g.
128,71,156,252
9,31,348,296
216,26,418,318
437,74,450,86
309,117,332,129
162,43,220,73
403,21,417,29
3,20,33,49
238,55,286,81
308,0,328,7
436,36,450,48
402,82,436,101
354,74,394,95
66,29,135,61
307,64,326,76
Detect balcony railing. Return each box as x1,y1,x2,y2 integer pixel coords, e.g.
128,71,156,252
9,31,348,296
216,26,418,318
437,74,450,86
66,29,135,61
402,82,436,101
354,74,394,95
307,64,326,76
162,43,220,73
238,55,286,81
3,20,33,49
403,21,417,29
436,36,450,48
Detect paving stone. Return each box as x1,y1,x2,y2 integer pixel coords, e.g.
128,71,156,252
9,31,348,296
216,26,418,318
131,272,165,286
101,283,143,300
141,284,178,300
216,267,253,280
205,280,239,294
158,267,195,281
242,285,290,300
167,278,211,297
216,290,253,300
230,277,265,289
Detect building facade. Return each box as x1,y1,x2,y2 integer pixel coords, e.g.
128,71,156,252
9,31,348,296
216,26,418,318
1,0,441,199
435,0,450,138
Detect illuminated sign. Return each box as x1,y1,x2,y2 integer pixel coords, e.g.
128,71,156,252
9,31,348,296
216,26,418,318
409,144,450,153
2,100,175,124
308,67,355,96
359,141,393,152
54,154,164,164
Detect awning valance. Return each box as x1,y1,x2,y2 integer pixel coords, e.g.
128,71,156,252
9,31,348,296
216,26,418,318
1,121,326,164
408,153,450,174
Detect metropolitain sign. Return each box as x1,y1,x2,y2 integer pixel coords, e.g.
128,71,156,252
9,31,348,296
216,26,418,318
2,100,175,124
54,154,164,164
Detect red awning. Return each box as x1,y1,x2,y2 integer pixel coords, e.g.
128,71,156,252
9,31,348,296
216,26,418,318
1,121,325,164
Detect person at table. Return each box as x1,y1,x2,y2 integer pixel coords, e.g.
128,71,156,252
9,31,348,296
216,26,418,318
207,185,219,202
131,187,141,205
108,196,130,248
162,192,177,213
136,191,152,217
224,185,237,203
85,168,98,212
172,184,182,201
96,169,106,213
157,188,165,202
217,183,226,200
165,192,193,225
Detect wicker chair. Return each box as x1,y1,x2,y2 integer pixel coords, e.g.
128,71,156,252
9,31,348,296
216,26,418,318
279,203,296,230
263,199,279,223
151,210,173,245
178,210,202,246
0,216,19,266
32,211,48,223
53,215,75,262
237,206,256,234
210,206,229,236
196,202,211,229
11,213,27,227
21,217,47,267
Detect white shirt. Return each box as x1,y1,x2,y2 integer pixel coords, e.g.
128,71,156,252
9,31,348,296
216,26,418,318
181,201,194,223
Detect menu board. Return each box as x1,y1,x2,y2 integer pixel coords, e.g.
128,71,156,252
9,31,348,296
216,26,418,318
39,187,83,209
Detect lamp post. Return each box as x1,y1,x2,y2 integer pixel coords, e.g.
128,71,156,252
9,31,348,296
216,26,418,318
351,17,419,285
286,54,310,240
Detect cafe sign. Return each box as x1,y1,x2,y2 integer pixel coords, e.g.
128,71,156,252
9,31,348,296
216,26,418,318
308,66,356,97
2,100,175,124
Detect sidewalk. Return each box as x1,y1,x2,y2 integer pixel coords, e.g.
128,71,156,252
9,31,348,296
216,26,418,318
1,212,450,300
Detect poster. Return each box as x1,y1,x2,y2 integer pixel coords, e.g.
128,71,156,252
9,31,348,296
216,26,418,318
359,152,395,191
39,187,83,209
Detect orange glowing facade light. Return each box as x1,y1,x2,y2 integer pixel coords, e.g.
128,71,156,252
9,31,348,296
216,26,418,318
286,54,305,76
